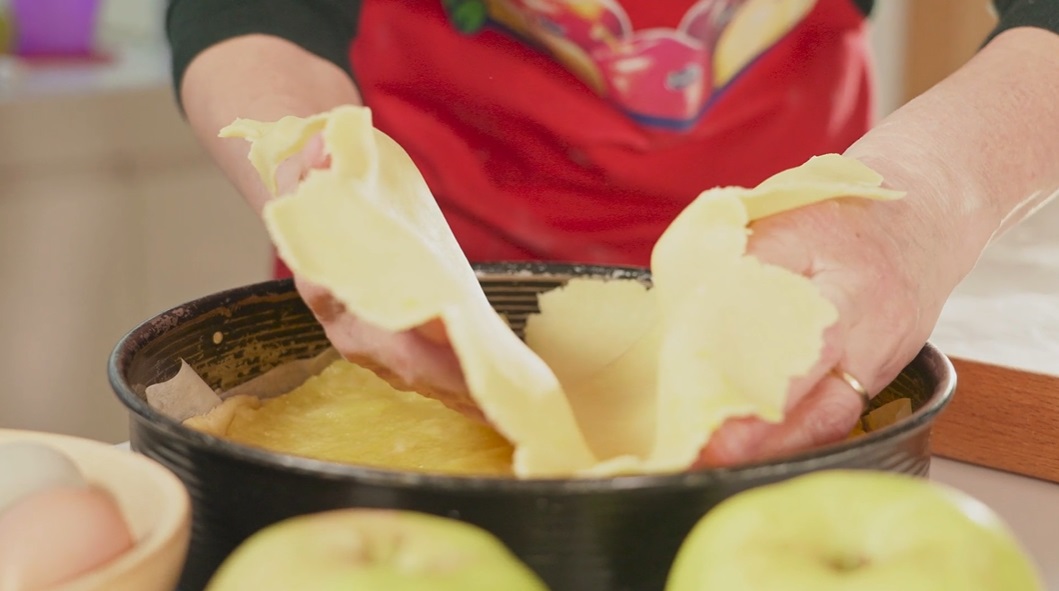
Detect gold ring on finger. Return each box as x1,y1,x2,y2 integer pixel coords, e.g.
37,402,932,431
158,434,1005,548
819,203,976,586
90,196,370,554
829,367,871,413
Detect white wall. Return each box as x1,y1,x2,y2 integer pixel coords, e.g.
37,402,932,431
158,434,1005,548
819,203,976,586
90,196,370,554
0,87,273,444
97,0,167,45
867,0,908,119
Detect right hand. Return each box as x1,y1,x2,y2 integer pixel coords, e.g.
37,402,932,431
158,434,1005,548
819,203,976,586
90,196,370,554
272,135,483,421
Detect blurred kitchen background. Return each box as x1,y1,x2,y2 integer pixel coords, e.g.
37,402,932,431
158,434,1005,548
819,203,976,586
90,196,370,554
0,1,1026,443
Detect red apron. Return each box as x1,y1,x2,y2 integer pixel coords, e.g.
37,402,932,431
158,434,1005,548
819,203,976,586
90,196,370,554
275,0,872,278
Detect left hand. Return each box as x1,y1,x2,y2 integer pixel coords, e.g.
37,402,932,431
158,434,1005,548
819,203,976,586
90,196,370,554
696,193,950,466
274,134,480,420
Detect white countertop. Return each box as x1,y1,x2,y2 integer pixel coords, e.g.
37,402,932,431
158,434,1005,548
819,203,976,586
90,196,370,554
930,198,1059,377
927,199,1059,589
931,459,1059,589
0,43,169,104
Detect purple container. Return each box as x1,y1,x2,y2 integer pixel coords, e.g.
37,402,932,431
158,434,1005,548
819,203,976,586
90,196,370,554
12,0,101,56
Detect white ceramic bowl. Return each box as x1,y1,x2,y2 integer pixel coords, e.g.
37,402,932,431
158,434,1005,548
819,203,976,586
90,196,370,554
0,429,191,591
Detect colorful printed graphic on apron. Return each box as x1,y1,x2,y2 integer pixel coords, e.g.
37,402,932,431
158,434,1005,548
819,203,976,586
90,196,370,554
443,0,818,130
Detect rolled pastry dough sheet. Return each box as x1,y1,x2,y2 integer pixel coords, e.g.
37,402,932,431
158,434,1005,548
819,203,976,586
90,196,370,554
222,108,596,477
219,106,904,478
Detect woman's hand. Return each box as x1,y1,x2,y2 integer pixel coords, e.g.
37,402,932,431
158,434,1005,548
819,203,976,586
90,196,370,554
697,190,950,466
275,137,955,468
697,25,1059,467
273,135,481,421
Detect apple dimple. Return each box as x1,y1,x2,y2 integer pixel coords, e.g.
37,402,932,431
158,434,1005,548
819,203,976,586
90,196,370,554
827,553,868,572
340,514,474,575
362,531,401,567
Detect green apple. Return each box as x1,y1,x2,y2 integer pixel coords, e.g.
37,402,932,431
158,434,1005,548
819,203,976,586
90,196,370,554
204,508,549,591
665,470,1043,591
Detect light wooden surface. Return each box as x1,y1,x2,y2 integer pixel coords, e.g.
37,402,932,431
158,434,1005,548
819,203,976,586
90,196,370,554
903,0,998,101
0,87,272,443
933,357,1059,485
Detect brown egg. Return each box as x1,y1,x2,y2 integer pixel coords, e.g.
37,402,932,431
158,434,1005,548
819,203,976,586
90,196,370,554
0,484,135,590
0,441,85,512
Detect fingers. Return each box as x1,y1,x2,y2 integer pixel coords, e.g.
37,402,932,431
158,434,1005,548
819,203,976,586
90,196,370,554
749,374,865,460
275,134,330,196
695,313,846,466
694,260,896,468
773,260,876,412
696,371,865,467
300,135,331,173
698,230,867,467
325,312,479,420
780,320,845,412
293,277,343,322
340,316,465,395
293,277,479,420
744,222,857,413
416,318,451,345
696,417,773,466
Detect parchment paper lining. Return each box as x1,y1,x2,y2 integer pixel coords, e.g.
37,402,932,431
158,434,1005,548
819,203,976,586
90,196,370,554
145,348,341,421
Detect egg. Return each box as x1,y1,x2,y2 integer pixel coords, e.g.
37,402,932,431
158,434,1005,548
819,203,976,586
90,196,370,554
0,442,85,512
0,484,135,590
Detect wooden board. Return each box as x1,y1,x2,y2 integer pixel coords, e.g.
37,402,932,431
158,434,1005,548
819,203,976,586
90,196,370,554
932,357,1059,484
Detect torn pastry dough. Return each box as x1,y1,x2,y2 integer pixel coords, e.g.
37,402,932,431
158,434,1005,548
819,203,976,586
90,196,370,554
223,108,597,477
221,106,904,478
525,161,902,473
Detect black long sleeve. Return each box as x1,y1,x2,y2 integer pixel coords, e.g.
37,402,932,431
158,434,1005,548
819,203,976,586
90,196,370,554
990,0,1059,41
166,0,361,102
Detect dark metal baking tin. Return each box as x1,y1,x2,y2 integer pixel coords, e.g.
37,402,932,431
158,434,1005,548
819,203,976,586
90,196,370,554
108,262,956,591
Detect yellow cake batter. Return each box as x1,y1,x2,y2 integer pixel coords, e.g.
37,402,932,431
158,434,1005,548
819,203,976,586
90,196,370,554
186,359,514,476
180,354,909,476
